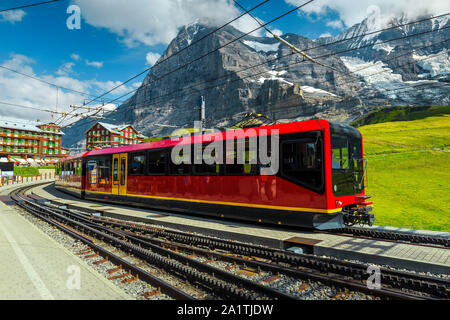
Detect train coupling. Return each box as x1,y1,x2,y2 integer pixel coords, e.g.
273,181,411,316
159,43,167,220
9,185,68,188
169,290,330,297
342,195,374,226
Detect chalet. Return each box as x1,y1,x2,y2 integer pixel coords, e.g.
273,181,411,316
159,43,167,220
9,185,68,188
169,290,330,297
85,122,145,151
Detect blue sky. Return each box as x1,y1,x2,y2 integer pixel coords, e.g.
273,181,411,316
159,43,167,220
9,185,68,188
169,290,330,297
0,0,446,124
0,0,342,83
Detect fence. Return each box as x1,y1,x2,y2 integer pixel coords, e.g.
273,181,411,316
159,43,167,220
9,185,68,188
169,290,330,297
0,172,54,186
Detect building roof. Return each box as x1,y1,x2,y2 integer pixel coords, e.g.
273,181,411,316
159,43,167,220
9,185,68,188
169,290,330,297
0,119,44,133
85,121,141,135
0,118,64,135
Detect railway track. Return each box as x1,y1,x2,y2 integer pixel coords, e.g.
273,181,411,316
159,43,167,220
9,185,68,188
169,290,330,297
330,227,450,248
49,187,448,249
10,185,296,300
88,215,449,300
9,184,194,300
7,183,450,300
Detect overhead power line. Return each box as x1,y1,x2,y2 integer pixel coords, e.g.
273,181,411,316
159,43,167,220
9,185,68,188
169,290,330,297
63,26,448,130
58,0,314,126
54,0,274,125
0,100,111,122
98,24,449,120
81,0,275,107
0,0,61,13
263,50,450,115
61,13,449,129
232,0,325,67
102,12,449,109
0,64,129,104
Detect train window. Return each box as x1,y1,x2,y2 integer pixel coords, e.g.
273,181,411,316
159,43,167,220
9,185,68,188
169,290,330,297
98,158,111,185
169,148,191,175
113,158,118,181
281,138,323,190
330,133,364,196
225,138,258,175
87,157,111,185
148,150,166,175
120,158,126,185
75,160,82,176
331,135,349,170
193,144,220,175
87,160,98,185
129,152,146,175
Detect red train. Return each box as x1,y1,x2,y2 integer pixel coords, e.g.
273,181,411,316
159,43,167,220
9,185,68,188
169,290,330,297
55,119,374,230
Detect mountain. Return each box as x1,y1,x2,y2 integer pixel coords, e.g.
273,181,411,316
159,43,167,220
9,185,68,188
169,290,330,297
62,15,449,148
316,14,449,105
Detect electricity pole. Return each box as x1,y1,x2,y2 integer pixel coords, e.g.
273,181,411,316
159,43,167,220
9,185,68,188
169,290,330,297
197,96,205,133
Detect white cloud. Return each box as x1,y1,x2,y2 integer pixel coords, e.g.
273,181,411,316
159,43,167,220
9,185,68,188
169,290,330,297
145,52,161,66
0,54,139,124
55,62,76,76
70,53,81,61
73,0,265,47
319,32,332,38
85,60,104,68
285,0,449,28
0,10,26,23
326,19,344,30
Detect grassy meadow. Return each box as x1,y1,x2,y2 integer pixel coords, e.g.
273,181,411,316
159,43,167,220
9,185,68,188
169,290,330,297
356,107,450,231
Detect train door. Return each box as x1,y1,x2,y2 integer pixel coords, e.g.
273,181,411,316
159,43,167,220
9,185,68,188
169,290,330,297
119,153,128,196
112,154,120,195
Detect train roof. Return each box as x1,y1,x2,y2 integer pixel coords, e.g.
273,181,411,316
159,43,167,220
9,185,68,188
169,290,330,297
84,119,331,157
60,119,365,161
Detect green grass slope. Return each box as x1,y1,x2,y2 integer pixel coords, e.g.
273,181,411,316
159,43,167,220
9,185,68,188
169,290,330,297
357,107,450,231
352,105,450,127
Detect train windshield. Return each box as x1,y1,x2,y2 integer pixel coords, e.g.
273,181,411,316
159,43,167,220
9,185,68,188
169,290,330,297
330,125,364,196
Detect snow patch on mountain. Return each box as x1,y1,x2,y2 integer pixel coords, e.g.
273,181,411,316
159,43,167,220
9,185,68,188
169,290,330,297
373,41,395,55
257,70,292,86
243,40,280,53
341,56,446,101
431,15,450,29
301,86,337,97
340,56,403,86
412,50,450,77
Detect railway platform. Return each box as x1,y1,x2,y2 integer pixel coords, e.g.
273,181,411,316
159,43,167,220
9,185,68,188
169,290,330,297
34,183,450,275
0,182,131,300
